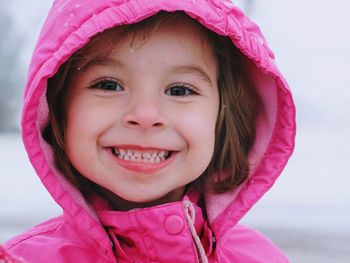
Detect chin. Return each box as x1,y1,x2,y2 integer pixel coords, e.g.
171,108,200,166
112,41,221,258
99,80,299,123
113,187,184,210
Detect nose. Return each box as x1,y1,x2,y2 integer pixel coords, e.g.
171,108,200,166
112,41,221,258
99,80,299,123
122,93,167,130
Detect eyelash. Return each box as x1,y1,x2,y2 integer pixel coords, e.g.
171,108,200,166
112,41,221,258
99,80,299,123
165,83,198,97
90,78,198,97
90,77,123,91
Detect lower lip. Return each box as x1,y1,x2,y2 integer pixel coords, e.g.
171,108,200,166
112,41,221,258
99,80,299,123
107,150,178,174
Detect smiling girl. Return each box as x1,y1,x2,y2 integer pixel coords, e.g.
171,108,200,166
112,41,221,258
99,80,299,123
4,1,295,262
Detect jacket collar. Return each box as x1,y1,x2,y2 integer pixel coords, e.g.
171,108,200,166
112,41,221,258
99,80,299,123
95,191,214,262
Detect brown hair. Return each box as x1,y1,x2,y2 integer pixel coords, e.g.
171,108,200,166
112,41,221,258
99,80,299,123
43,12,260,197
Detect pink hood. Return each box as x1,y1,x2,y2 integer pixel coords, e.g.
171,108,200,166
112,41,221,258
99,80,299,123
16,0,295,260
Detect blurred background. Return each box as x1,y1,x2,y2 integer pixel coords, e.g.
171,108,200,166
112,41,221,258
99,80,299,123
0,0,349,262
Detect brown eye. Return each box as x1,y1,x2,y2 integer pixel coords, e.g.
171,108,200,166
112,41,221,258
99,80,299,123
91,78,123,91
165,84,196,97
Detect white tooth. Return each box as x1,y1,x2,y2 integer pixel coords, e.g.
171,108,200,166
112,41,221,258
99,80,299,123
143,152,151,159
115,149,169,163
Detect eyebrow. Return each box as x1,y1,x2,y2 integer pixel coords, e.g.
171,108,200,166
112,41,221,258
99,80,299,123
82,56,214,87
82,56,126,70
170,65,213,87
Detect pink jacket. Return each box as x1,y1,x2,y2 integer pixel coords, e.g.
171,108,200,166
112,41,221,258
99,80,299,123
0,245,26,263
5,0,296,262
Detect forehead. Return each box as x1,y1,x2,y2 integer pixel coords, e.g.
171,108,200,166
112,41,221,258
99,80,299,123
76,12,215,69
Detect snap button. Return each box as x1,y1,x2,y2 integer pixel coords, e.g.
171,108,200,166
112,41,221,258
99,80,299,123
164,215,184,235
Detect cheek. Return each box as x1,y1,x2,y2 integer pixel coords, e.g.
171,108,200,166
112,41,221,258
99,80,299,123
65,99,106,160
180,105,218,158
66,98,115,138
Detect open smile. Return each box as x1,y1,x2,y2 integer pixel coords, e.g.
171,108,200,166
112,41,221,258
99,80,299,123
109,146,177,173
111,147,172,163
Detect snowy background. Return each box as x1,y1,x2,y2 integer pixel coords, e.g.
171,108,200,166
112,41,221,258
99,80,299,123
1,0,350,262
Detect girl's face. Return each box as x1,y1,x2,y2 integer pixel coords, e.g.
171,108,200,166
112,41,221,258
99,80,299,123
65,17,219,209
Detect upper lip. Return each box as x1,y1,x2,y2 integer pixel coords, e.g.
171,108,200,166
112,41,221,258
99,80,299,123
108,145,174,152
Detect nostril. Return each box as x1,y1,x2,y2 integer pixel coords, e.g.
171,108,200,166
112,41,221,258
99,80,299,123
128,120,139,126
127,120,164,128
